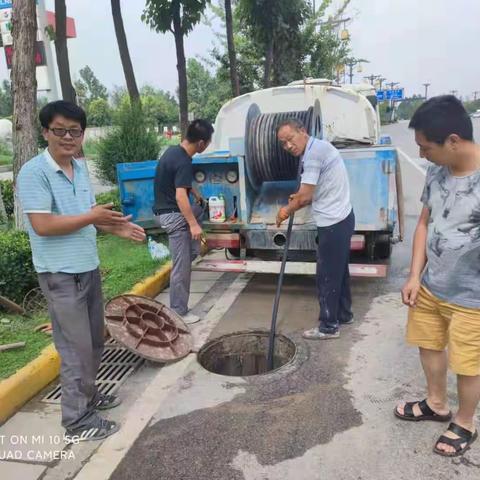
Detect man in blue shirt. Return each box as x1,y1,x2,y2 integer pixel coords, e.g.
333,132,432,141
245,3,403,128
276,118,354,340
17,101,145,442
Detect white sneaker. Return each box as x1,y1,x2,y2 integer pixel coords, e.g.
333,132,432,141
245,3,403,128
181,312,200,325
302,327,339,340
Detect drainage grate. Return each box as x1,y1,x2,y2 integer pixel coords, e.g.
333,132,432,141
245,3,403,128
42,341,144,404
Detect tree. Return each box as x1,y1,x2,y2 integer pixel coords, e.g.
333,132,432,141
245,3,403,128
12,0,38,229
74,66,108,110
111,0,140,103
142,0,211,137
87,98,112,126
237,0,308,88
224,0,239,97
396,96,425,121
0,182,7,222
54,0,76,103
187,58,229,123
140,86,179,129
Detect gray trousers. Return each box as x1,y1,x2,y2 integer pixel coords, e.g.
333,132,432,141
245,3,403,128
155,204,204,315
38,269,104,429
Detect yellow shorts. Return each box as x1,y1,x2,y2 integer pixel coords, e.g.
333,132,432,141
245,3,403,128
406,286,480,376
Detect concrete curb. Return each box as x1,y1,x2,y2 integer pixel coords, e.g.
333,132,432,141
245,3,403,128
0,261,172,424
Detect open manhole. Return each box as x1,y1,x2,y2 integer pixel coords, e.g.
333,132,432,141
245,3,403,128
198,330,296,377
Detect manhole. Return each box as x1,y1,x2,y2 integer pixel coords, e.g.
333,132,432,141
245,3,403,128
198,330,296,377
104,294,192,363
42,341,143,404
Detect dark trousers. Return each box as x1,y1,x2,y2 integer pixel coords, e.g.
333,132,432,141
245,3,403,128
38,269,104,429
316,210,355,334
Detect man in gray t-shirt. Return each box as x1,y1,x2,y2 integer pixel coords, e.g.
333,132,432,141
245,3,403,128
421,164,480,308
395,96,480,458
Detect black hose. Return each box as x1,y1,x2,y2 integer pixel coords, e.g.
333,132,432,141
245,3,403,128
267,158,304,370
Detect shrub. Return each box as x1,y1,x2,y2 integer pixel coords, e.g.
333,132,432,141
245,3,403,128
94,102,160,184
0,230,37,307
0,179,13,220
95,188,121,212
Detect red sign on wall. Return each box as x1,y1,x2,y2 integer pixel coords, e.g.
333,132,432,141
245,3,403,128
4,41,46,69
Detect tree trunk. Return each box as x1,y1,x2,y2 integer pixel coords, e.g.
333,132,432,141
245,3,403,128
263,37,274,88
111,0,140,103
0,182,7,221
225,0,240,97
172,3,188,138
12,0,38,230
54,0,76,103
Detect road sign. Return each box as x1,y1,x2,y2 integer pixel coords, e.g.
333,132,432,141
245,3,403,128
376,88,404,101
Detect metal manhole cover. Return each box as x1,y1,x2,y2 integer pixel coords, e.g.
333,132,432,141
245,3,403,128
104,294,192,363
42,341,143,404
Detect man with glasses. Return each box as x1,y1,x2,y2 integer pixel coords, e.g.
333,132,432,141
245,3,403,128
17,101,146,442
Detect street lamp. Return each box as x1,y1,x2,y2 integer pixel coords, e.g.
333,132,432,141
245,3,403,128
423,83,431,100
345,58,369,84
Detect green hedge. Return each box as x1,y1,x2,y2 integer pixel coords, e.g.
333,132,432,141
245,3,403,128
0,230,38,306
95,188,121,212
94,102,160,184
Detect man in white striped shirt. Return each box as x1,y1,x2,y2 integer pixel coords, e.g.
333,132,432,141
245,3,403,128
18,101,145,442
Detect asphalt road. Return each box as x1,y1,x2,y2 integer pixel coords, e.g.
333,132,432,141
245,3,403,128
107,123,480,480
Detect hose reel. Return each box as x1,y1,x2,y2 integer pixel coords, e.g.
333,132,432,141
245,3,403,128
245,104,319,191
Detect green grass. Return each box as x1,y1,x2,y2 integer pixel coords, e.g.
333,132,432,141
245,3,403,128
98,234,165,299
0,235,166,380
0,154,12,166
0,313,52,379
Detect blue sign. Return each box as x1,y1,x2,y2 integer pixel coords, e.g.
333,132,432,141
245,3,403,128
376,88,404,101
0,1,12,10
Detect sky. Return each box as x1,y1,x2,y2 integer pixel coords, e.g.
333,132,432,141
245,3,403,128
1,0,479,100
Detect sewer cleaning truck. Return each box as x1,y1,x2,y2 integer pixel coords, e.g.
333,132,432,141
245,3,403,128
117,78,404,278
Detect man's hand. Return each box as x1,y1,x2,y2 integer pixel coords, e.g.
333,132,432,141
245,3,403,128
276,207,290,227
401,276,421,307
112,222,146,242
90,203,128,226
190,223,203,241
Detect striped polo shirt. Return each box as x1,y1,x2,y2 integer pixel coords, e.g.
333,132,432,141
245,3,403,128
17,149,99,274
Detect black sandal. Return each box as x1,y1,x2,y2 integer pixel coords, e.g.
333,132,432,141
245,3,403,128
434,422,478,457
394,398,452,422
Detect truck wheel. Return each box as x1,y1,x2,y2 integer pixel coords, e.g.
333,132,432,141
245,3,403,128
374,234,392,259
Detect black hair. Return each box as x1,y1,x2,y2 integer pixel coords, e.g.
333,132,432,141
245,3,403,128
39,101,87,131
185,119,214,143
276,118,306,135
409,95,473,144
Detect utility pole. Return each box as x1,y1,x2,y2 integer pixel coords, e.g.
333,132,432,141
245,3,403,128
423,83,431,100
473,91,480,101
312,0,316,14
364,74,379,86
377,77,386,90
386,82,399,90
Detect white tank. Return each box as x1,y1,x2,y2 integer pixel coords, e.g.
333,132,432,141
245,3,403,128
208,83,379,153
